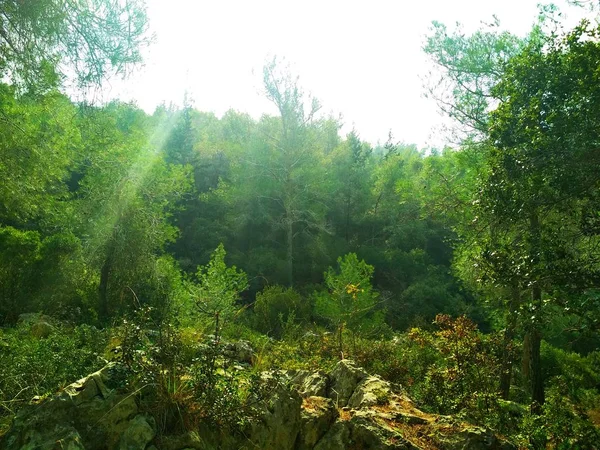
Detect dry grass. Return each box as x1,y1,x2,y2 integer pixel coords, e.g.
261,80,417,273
588,409,600,427
302,396,329,413
338,408,352,421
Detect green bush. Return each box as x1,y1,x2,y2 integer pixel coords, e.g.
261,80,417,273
518,378,600,449
314,253,385,358
407,315,503,426
253,285,310,338
0,323,107,431
116,304,277,435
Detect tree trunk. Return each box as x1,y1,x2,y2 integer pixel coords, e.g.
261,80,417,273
529,287,545,414
528,211,545,414
499,285,519,399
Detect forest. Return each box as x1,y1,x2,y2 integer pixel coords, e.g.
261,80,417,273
1,1,599,449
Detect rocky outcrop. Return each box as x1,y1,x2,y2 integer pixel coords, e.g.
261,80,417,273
2,363,143,450
1,357,515,450
328,359,368,407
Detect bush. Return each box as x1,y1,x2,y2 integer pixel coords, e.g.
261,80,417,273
0,323,107,432
518,378,600,449
115,304,277,435
253,285,310,338
408,315,503,426
314,253,385,359
353,334,440,388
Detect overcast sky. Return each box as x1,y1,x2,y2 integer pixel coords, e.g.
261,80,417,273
103,0,590,148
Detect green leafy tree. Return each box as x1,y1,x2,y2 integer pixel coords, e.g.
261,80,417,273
315,253,383,358
0,85,80,228
193,243,248,343
0,0,149,91
76,102,190,321
454,21,600,413
234,57,327,287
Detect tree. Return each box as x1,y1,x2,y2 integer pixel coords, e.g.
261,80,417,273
327,131,373,247
315,253,383,358
468,21,600,412
423,19,529,142
0,0,149,91
76,102,190,321
193,243,248,344
0,84,80,228
230,57,329,287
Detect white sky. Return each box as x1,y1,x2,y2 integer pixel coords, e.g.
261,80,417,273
103,0,590,148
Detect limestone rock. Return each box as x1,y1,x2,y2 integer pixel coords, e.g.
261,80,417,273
2,359,518,450
248,382,302,449
347,376,392,409
328,359,367,407
313,421,351,450
288,370,329,398
223,340,255,364
2,362,137,450
119,415,156,450
350,411,415,449
297,396,338,450
18,313,55,326
457,426,516,450
30,321,55,338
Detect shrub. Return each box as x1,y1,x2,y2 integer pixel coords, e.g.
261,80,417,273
116,303,277,435
408,315,502,426
0,323,107,432
314,253,384,359
253,285,309,338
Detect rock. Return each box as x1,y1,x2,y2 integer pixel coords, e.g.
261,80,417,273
18,313,55,326
390,411,428,425
313,421,351,450
5,426,85,450
119,415,155,450
2,362,138,450
458,426,516,450
2,360,518,450
223,339,255,364
328,359,368,407
289,370,329,398
347,376,392,409
248,382,302,449
297,396,338,450
350,411,414,449
18,313,57,338
438,425,517,450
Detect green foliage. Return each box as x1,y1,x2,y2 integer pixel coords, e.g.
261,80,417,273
192,244,248,342
353,335,440,388
253,285,309,338
315,253,384,357
408,315,502,425
423,19,529,140
0,85,79,226
76,102,191,320
0,0,149,91
519,379,600,449
315,254,381,331
116,304,278,435
0,324,107,428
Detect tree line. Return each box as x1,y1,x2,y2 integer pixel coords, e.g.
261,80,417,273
0,0,599,417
